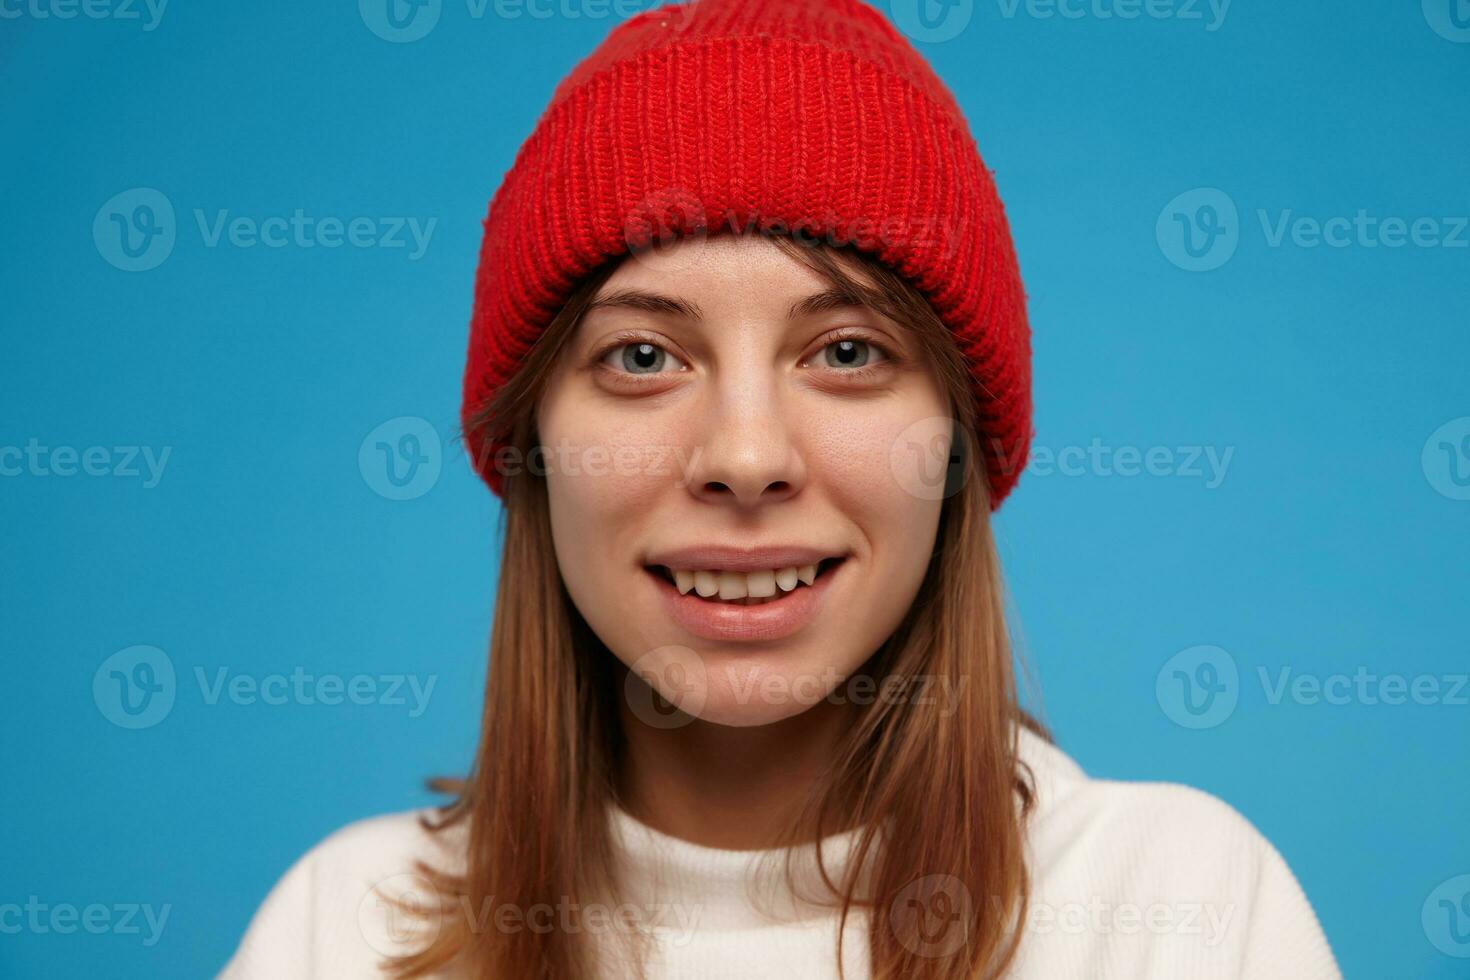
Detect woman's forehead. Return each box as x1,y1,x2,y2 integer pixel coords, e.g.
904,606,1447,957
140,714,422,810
599,232,876,295
583,237,890,332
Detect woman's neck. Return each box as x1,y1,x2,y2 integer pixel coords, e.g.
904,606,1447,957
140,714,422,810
616,694,861,851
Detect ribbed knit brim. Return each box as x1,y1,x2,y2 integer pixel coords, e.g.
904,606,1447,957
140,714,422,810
462,0,1032,508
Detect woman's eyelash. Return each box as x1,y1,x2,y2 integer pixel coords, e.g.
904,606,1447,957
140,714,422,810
589,329,901,378
591,333,684,377
802,330,902,378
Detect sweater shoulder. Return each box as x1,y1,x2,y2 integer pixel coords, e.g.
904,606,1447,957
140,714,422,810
1019,729,1280,876
306,807,461,875
281,806,464,900
1024,735,1254,844
219,808,463,979
1013,729,1340,978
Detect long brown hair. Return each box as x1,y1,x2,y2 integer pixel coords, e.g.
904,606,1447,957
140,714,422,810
391,231,1045,979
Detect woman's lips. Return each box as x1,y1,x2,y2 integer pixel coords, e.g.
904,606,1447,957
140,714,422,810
646,559,845,643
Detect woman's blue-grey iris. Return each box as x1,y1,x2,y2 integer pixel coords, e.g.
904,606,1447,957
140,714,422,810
622,343,665,373
824,339,870,368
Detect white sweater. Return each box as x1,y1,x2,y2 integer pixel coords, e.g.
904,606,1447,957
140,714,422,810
219,727,1341,978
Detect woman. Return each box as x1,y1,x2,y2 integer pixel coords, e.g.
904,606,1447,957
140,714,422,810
223,0,1340,976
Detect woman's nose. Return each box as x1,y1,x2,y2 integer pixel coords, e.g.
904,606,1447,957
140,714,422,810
683,383,806,508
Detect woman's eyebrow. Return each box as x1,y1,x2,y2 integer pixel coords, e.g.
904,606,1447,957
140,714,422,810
585,288,703,319
788,287,869,320
584,286,869,322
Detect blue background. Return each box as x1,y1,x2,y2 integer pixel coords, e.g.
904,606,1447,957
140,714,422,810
2,1,1467,976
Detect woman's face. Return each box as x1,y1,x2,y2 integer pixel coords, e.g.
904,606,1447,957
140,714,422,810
536,234,951,727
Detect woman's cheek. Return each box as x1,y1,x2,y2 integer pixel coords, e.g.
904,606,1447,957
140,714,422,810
544,398,690,513
805,402,949,524
542,403,694,637
805,403,948,638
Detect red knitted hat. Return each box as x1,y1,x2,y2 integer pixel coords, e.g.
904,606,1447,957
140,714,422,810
462,0,1032,507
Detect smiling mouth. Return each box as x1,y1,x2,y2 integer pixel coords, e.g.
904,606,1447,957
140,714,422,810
644,557,846,606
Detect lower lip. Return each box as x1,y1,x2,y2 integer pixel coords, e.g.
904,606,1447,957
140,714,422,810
647,562,845,643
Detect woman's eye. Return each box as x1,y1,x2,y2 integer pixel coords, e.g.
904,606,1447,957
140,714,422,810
603,341,681,375
821,338,884,369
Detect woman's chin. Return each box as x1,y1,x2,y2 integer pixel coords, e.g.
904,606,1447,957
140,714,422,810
687,697,813,729
619,638,847,729
688,659,851,728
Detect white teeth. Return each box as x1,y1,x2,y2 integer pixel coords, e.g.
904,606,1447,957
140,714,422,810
693,570,719,597
717,571,747,600
662,561,837,602
746,569,776,598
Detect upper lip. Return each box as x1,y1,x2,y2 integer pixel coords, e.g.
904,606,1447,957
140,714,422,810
644,545,847,572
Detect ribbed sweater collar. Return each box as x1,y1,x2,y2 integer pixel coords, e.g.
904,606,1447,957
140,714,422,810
607,803,875,932
600,727,1072,933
